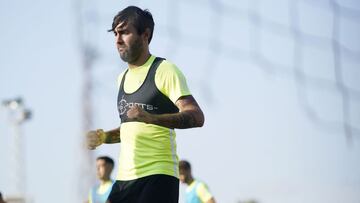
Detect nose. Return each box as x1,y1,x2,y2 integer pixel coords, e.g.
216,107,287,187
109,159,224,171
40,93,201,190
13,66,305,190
116,34,124,45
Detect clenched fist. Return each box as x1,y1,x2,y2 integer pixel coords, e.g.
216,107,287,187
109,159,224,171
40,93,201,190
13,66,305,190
127,106,153,123
86,129,106,150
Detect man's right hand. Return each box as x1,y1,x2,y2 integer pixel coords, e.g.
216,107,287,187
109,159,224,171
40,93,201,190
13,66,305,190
86,129,106,150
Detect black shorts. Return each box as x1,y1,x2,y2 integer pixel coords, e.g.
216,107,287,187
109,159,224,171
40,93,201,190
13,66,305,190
107,174,179,203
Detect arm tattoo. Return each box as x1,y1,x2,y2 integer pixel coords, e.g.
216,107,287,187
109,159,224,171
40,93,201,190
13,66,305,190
104,128,121,143
149,95,204,129
172,111,198,129
152,110,202,129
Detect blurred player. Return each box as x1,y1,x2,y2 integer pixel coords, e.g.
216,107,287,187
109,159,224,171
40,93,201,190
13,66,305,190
86,5,204,203
87,156,115,203
0,192,6,203
179,160,216,203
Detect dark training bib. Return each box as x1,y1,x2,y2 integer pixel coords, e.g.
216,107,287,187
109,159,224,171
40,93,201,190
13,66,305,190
117,57,179,123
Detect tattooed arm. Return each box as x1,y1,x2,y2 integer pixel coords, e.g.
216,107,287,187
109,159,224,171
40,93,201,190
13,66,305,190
103,127,121,143
127,95,204,129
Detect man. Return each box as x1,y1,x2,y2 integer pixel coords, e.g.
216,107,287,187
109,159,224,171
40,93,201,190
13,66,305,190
179,160,216,203
87,156,115,203
86,6,204,203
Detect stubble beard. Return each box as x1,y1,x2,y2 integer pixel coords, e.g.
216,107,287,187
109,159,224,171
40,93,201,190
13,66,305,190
119,37,144,64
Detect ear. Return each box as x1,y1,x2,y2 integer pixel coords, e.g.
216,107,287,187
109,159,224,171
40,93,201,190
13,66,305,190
142,28,151,43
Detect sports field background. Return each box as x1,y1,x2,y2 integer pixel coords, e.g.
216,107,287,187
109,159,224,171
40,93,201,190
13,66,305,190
0,0,360,202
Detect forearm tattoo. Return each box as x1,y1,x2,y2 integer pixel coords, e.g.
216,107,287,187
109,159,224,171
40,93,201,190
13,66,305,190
154,110,201,129
172,111,198,129
104,128,121,143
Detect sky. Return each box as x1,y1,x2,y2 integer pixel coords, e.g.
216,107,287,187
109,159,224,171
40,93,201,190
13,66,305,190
1,0,360,203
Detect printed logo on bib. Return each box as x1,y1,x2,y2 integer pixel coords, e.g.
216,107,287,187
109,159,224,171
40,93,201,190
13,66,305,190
118,95,158,115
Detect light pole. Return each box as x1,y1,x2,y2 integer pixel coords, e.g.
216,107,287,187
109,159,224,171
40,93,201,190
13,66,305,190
2,97,32,202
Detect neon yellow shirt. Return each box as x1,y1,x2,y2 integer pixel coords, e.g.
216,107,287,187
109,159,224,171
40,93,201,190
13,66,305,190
116,55,191,180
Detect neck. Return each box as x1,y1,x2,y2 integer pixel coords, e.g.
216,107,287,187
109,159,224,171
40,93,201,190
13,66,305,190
128,50,151,69
186,176,194,185
100,178,111,185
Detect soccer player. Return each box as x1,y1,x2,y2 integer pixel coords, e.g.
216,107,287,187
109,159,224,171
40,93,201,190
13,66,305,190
179,160,216,203
87,156,115,203
86,6,204,203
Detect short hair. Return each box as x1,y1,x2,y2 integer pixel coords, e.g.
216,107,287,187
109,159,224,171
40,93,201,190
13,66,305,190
179,160,191,171
97,156,114,167
109,6,155,44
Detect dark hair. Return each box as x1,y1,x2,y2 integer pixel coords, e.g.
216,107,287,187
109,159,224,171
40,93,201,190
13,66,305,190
97,156,114,167
109,6,155,44
179,160,191,171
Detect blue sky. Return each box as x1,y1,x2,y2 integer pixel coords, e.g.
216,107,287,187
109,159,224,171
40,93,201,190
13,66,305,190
1,0,360,203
